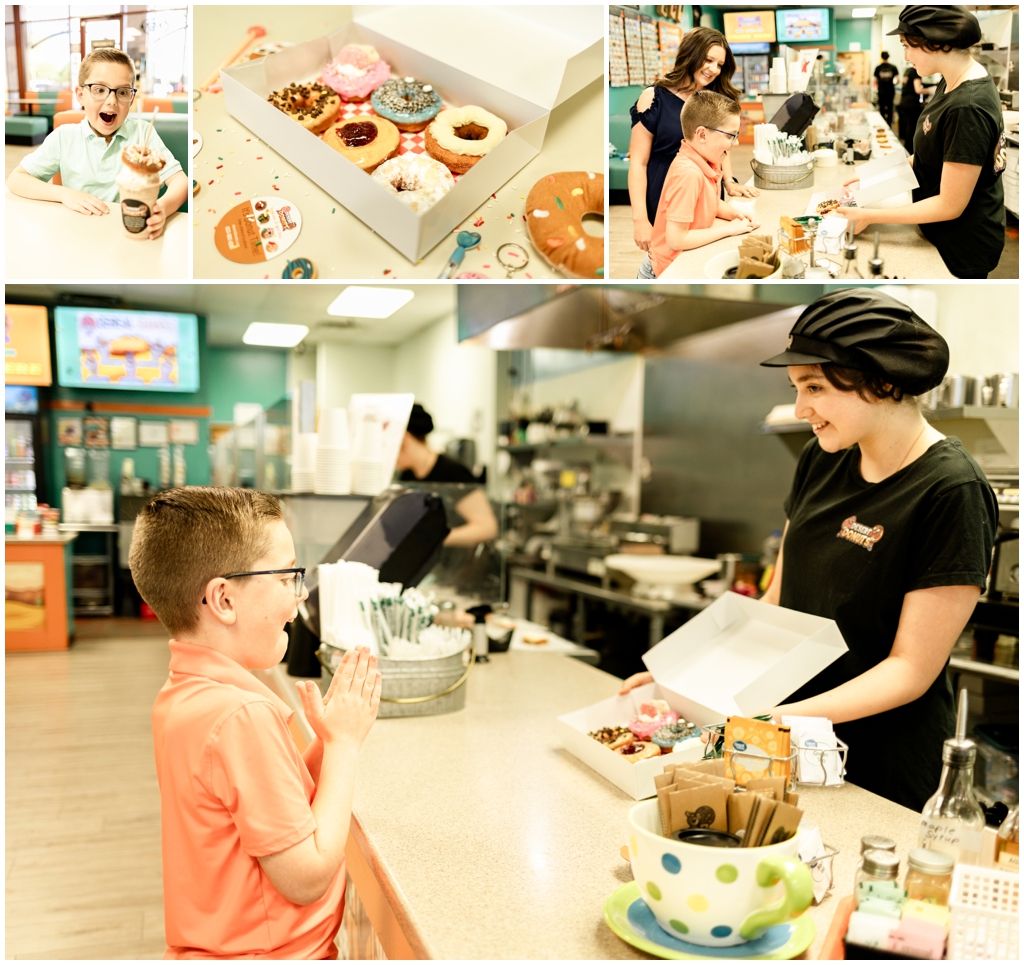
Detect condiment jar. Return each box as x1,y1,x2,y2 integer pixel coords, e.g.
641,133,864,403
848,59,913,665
904,848,954,905
853,849,902,912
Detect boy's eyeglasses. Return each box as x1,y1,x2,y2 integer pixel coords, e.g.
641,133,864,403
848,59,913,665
82,84,137,103
222,567,307,598
706,127,740,143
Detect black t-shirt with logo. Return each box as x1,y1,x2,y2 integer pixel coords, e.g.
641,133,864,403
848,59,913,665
780,437,997,810
874,62,898,94
912,76,1007,278
399,452,478,484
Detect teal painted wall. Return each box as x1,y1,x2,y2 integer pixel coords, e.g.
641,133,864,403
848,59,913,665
28,310,288,507
836,18,872,53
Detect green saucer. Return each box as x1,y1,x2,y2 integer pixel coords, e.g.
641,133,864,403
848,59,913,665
604,881,816,961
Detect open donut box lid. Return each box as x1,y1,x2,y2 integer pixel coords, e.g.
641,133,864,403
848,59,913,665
557,594,848,800
220,6,604,263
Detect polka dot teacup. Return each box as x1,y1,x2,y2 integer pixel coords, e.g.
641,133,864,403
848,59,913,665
626,799,813,947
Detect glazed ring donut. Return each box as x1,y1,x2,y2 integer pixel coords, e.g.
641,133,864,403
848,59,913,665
525,171,604,279
371,77,442,132
267,82,341,134
121,144,165,175
424,106,507,175
282,258,317,279
371,155,454,213
615,741,662,762
321,115,400,173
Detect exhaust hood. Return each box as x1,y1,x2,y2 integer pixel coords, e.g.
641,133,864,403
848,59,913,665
458,284,827,353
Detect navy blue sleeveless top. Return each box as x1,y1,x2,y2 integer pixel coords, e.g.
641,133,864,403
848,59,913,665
629,85,686,225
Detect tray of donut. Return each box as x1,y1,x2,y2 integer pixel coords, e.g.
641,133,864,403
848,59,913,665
219,7,604,270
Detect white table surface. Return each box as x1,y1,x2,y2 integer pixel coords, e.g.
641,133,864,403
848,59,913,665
5,188,189,280
190,7,604,280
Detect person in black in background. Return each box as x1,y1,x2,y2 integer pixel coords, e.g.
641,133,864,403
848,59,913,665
874,51,899,126
623,290,998,811
395,404,498,547
838,5,1007,278
896,65,930,153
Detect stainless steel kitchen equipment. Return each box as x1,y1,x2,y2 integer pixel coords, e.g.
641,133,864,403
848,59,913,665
982,373,1019,409
942,375,979,409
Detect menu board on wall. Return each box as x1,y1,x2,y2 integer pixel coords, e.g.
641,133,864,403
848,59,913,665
4,304,52,386
54,307,200,392
658,21,684,77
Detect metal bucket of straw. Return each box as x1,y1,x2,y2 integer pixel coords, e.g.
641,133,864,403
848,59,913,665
750,157,816,190
316,640,473,718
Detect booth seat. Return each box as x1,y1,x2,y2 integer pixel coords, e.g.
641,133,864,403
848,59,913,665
141,95,189,114
5,114,48,145
609,114,631,193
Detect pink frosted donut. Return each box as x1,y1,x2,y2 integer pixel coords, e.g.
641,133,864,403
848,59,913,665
322,45,392,101
628,699,680,740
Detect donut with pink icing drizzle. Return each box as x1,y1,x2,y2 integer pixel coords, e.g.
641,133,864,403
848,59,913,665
322,44,391,101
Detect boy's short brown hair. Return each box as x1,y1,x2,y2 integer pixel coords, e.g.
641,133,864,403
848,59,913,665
78,48,135,87
129,487,284,636
681,90,741,141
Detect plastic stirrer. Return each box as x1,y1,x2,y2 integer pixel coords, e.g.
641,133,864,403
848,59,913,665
144,105,159,148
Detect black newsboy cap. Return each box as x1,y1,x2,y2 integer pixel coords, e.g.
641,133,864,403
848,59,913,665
760,289,949,395
886,6,982,48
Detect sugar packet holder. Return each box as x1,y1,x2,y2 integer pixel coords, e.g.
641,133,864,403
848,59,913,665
700,723,849,788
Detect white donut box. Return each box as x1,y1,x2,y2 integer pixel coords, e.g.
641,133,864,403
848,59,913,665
556,593,848,800
220,6,604,263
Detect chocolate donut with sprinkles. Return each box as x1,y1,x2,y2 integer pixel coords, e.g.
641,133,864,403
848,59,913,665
267,81,341,134
525,172,605,279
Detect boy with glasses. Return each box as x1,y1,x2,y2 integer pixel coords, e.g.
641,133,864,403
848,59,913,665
130,487,381,959
7,48,186,239
640,90,758,278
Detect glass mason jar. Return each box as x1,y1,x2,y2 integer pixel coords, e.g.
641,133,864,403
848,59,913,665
904,848,954,905
853,849,901,911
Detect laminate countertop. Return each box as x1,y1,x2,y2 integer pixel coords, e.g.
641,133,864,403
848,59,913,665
277,650,922,959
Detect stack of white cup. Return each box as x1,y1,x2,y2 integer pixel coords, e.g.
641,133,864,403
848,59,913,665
314,408,351,495
351,406,387,495
291,432,318,492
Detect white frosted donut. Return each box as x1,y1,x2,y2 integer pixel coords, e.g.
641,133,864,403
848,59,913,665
428,106,507,156
370,154,455,212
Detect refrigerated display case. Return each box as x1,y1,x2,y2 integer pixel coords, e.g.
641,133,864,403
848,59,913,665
4,387,46,533
735,54,771,95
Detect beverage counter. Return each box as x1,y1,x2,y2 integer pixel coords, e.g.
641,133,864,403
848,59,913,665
269,650,922,959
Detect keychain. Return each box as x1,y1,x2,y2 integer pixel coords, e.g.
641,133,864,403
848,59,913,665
496,243,530,279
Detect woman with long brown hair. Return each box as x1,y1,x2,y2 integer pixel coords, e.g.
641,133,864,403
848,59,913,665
628,26,758,258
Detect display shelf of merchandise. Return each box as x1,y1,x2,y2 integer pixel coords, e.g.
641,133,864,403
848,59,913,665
657,21,683,77
5,457,34,464
500,434,635,453
58,523,120,533
608,11,628,88
640,18,660,86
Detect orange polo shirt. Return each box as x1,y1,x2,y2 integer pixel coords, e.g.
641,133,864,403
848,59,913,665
649,141,723,276
152,640,344,959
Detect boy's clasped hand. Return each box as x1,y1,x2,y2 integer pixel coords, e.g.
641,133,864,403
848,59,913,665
297,646,382,749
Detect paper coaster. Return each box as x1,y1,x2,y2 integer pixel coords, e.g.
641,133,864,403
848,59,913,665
214,197,302,263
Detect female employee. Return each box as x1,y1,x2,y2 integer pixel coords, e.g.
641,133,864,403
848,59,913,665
395,404,498,548
838,5,1007,279
896,64,930,154
622,289,997,811
628,27,759,259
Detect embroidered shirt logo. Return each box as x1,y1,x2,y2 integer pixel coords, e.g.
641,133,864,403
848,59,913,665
837,515,885,552
922,115,932,134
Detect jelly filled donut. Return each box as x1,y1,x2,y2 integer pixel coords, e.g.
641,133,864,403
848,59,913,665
121,144,165,175
267,82,341,134
282,258,317,279
322,44,391,102
425,106,507,175
321,114,399,173
371,77,442,132
525,171,604,279
371,155,454,213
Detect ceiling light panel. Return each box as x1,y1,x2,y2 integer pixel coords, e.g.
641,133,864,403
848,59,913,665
327,286,415,318
242,323,309,347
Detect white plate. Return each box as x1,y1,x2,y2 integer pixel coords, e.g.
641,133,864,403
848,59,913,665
604,555,721,587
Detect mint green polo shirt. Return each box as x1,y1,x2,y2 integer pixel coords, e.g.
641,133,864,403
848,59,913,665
20,115,183,203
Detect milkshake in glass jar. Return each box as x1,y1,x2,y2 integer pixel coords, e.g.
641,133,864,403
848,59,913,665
117,144,165,239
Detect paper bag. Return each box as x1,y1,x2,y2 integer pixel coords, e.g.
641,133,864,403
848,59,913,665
670,786,729,834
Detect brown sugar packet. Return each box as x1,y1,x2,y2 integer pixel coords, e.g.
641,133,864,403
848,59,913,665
785,791,800,808
761,800,804,846
737,258,774,279
728,790,759,835
657,785,674,836
746,795,777,847
746,776,787,802
739,792,763,845
654,771,676,791
670,785,729,834
681,758,728,779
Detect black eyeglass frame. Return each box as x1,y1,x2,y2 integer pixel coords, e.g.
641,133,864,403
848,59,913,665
705,126,740,143
82,83,138,102
202,567,306,604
